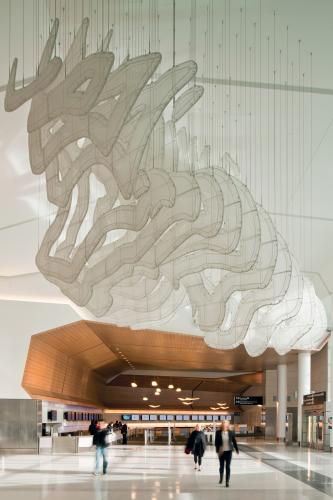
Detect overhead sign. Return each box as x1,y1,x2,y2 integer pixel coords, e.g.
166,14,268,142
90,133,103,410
234,396,263,406
303,392,326,406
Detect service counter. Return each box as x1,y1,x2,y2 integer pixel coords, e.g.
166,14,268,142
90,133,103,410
38,431,123,454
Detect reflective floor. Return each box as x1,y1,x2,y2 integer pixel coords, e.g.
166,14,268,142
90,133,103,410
0,441,332,499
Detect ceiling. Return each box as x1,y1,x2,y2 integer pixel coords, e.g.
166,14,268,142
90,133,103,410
23,320,296,410
0,0,332,347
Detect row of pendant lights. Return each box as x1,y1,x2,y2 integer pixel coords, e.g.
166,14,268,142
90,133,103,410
130,380,182,391
130,380,182,403
130,380,228,410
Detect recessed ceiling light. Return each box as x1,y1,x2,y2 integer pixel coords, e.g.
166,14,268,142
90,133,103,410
131,382,138,388
156,388,161,392
210,407,219,411
152,381,158,387
154,392,160,396
149,405,160,408
143,397,148,401
168,384,174,389
176,388,182,392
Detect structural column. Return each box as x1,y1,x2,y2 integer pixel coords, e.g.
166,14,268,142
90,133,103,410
277,364,287,441
329,334,333,449
297,352,311,445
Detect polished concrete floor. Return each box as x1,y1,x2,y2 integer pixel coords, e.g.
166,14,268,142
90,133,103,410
0,441,332,499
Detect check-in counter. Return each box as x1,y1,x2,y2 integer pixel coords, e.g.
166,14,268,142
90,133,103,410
39,430,123,454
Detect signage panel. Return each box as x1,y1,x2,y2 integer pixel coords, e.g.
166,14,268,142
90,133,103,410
234,396,263,406
303,391,326,406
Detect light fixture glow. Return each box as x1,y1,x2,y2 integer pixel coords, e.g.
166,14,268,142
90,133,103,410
154,391,160,396
131,382,138,388
151,381,158,387
168,384,174,389
178,397,200,402
176,388,182,392
149,405,160,409
143,397,148,401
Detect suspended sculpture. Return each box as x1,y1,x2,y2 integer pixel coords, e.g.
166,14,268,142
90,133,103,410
5,18,327,356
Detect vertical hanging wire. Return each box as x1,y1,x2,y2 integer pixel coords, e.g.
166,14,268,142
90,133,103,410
298,39,301,259
259,0,262,205
291,59,294,248
22,0,25,87
310,52,313,274
249,44,252,190
278,49,283,233
239,8,242,177
253,22,257,201
228,0,231,159
235,32,238,166
273,10,276,221
244,0,247,184
267,35,270,210
301,73,308,269
285,25,289,242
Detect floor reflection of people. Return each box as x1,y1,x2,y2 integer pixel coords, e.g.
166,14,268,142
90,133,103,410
93,476,108,500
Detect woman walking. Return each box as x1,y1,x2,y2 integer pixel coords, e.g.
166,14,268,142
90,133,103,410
214,421,239,487
185,424,206,471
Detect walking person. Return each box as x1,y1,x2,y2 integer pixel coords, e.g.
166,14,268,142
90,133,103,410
121,422,128,444
93,421,111,476
88,418,97,436
185,424,206,471
215,421,239,487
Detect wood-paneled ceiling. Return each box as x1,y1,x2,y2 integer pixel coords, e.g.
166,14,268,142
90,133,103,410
23,320,296,410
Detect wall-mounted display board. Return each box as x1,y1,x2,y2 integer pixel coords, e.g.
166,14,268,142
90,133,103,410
303,392,326,406
64,412,102,421
121,414,232,421
234,396,263,406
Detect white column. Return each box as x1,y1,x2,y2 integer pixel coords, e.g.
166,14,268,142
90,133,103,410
297,352,311,444
329,334,333,449
277,364,287,441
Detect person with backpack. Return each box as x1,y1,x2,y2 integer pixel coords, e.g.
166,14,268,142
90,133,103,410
93,421,111,476
185,424,206,471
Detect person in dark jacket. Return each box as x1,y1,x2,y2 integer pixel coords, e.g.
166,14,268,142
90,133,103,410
214,421,239,487
121,422,128,444
93,421,111,476
186,424,206,471
89,419,97,436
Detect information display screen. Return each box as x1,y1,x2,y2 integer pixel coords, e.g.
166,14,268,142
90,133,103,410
149,414,158,421
198,415,205,421
167,415,174,421
122,415,131,421
132,414,140,421
142,414,149,421
176,415,183,421
182,414,190,420
191,415,198,421
159,415,167,421
234,396,263,406
205,415,213,421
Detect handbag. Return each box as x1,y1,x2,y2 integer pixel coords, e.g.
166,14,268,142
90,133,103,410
105,432,113,445
184,447,191,455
